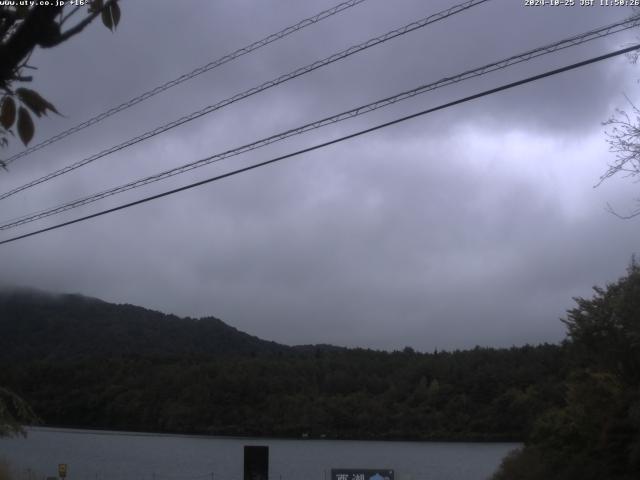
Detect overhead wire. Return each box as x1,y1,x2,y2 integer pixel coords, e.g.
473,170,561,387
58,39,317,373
0,0,371,166
0,0,491,201
1,43,638,246
2,14,639,231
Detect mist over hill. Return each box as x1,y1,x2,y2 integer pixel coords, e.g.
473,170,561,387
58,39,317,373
0,287,292,361
0,287,565,440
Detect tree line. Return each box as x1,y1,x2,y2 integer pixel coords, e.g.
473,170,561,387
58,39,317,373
1,260,638,479
492,260,640,479
0,343,566,441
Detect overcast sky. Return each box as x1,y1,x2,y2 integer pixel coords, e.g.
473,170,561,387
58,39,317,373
1,0,639,351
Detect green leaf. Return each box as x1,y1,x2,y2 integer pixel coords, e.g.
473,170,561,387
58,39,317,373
88,0,104,14
101,1,120,31
0,97,16,129
111,2,121,29
102,4,113,31
16,88,59,118
17,107,34,146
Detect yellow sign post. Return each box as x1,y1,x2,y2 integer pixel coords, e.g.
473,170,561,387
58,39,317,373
58,464,67,478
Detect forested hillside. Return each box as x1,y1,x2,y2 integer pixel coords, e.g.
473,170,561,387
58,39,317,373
0,288,290,360
0,288,566,440
493,261,640,479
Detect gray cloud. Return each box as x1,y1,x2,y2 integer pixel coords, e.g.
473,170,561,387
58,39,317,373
1,0,639,351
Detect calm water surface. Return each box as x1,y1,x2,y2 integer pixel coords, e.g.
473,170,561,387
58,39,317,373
0,428,518,480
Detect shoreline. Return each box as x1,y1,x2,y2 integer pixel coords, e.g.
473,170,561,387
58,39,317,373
21,425,523,444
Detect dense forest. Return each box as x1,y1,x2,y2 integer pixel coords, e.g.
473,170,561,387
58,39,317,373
0,287,566,441
0,288,290,361
492,261,640,480
2,260,639,480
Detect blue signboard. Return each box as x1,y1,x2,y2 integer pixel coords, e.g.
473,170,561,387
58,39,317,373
331,469,394,480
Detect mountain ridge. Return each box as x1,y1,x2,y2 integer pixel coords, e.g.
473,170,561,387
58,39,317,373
0,286,567,440
0,287,298,361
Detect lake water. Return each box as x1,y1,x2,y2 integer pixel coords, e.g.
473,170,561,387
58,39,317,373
0,428,518,480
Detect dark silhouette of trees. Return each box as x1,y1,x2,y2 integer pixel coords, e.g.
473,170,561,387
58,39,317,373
0,288,567,440
601,103,640,218
493,259,640,479
0,0,121,433
0,386,38,437
0,0,120,154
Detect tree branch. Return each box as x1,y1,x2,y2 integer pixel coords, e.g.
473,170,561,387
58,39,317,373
0,9,19,41
56,0,116,45
605,202,640,219
0,6,63,83
0,2,116,84
59,5,82,27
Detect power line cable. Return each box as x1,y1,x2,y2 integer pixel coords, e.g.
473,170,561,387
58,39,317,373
1,0,371,166
0,0,490,201
2,14,638,230
1,43,637,247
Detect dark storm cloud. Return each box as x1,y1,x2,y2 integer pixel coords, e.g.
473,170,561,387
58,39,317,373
0,0,638,351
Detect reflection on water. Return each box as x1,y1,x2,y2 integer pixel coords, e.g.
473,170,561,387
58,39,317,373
0,428,518,480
